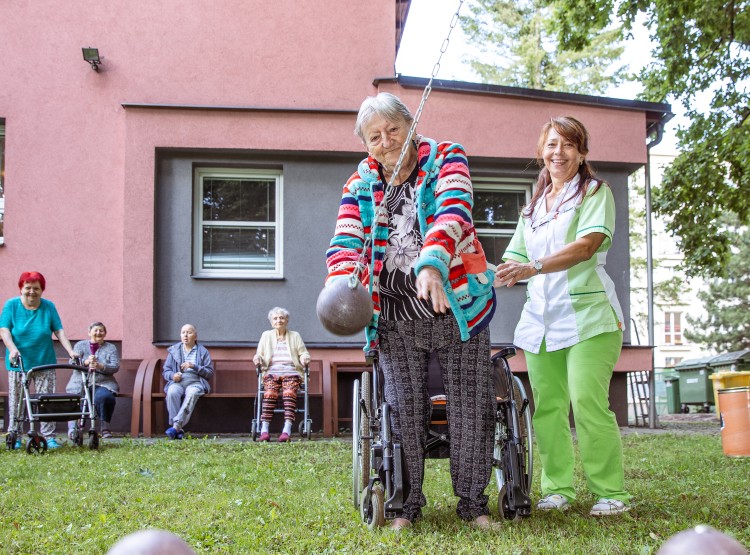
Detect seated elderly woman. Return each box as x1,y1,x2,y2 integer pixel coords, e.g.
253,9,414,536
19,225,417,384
67,321,120,439
162,324,214,439
252,307,311,443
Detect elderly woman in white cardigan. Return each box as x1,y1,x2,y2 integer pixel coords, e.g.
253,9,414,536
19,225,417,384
252,307,310,442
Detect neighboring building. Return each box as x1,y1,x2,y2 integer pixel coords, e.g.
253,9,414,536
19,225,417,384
0,1,670,434
629,146,713,416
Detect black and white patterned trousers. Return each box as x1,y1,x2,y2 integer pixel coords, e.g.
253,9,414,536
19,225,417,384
378,314,494,522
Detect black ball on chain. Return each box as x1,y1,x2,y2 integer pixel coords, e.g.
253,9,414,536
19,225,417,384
316,278,373,336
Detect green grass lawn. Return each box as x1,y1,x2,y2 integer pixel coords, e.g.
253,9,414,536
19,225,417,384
1,430,748,554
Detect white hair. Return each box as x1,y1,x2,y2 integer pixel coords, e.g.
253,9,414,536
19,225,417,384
354,92,414,142
267,307,290,323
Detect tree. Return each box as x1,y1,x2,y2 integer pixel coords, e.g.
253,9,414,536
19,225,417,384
542,0,750,278
461,0,629,94
684,221,750,351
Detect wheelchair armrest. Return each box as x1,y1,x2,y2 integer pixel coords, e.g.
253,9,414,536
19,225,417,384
491,346,516,362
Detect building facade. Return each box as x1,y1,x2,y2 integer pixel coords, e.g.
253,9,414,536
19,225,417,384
0,1,669,434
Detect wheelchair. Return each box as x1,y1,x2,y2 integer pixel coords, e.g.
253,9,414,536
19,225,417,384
250,363,313,440
351,347,533,528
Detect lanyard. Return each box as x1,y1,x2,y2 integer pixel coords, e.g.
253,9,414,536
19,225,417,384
530,181,572,232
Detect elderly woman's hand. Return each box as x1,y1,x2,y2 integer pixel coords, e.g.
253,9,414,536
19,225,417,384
300,354,311,366
416,266,449,314
252,355,261,366
173,372,182,383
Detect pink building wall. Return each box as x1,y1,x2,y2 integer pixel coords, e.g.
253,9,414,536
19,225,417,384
1,1,654,361
0,1,394,356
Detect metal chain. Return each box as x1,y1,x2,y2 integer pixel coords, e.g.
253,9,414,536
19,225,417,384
349,0,465,286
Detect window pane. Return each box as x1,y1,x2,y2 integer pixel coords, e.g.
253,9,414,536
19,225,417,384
474,190,525,230
477,234,511,266
202,226,276,270
202,178,275,222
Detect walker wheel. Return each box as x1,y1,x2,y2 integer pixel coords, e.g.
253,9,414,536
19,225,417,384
89,430,100,450
6,432,18,450
298,420,312,440
26,435,47,455
72,428,84,447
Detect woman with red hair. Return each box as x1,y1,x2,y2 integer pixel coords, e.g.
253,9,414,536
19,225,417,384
0,271,77,449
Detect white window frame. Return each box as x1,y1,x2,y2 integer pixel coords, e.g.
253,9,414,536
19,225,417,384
663,311,683,345
192,167,283,279
472,177,532,255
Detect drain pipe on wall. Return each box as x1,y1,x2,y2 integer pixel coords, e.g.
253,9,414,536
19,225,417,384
644,118,668,429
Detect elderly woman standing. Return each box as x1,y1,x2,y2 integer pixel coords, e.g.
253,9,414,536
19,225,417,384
495,116,630,516
325,93,497,529
67,322,120,439
1,271,77,449
253,307,310,443
162,324,214,439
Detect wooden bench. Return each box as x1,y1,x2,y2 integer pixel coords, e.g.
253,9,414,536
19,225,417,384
0,358,146,437
140,359,323,437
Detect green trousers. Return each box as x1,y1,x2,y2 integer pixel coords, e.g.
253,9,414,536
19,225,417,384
526,331,630,503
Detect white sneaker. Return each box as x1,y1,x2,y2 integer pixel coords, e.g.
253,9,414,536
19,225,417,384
590,498,630,516
537,494,570,512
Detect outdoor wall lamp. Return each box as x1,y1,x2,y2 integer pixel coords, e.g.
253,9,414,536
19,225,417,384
82,47,102,71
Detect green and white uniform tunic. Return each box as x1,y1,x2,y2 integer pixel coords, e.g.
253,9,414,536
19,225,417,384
503,175,623,353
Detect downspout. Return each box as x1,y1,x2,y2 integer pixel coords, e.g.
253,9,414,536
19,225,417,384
645,120,665,429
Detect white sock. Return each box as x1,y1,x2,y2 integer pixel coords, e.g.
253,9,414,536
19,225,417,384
282,420,292,435
261,421,270,434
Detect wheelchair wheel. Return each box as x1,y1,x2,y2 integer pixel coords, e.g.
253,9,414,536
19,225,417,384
26,434,47,455
352,373,372,509
494,375,533,520
360,484,385,529
513,375,533,490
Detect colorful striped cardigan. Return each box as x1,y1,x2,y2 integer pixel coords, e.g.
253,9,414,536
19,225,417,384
325,137,496,351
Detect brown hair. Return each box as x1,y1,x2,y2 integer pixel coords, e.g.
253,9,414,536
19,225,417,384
522,116,603,219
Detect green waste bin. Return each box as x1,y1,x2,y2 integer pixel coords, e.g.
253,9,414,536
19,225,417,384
674,356,715,413
664,376,681,414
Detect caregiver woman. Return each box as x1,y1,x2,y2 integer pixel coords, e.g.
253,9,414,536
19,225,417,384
495,116,631,516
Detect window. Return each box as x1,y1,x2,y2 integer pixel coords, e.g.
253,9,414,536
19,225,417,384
193,167,283,278
664,311,683,345
664,357,683,368
0,121,5,244
473,178,531,264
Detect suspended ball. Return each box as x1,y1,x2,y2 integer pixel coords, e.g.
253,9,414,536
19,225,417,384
656,525,747,555
316,278,373,336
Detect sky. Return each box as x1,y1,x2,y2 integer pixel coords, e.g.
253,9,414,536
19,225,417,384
395,0,680,152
